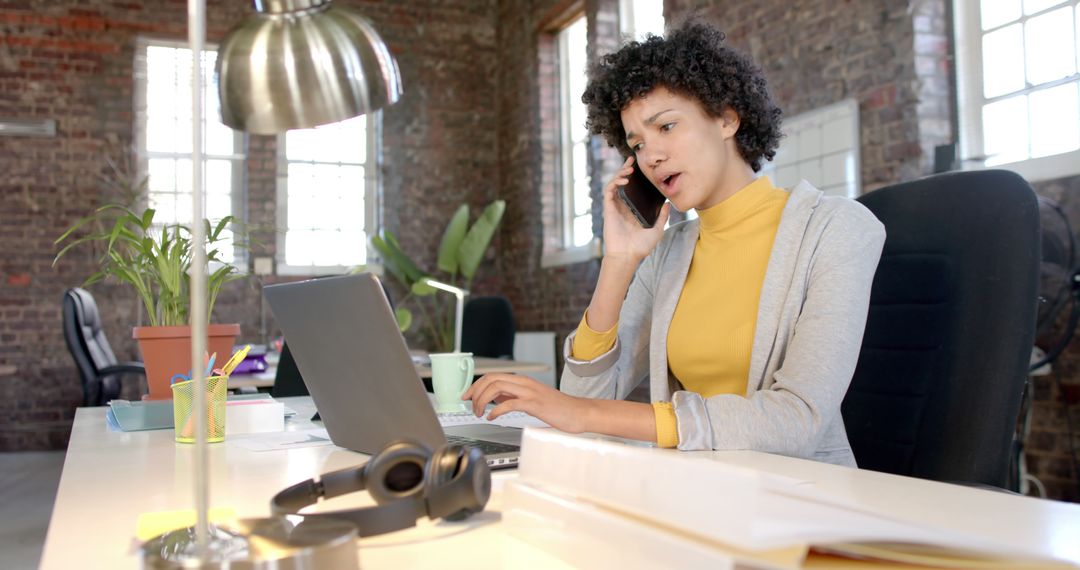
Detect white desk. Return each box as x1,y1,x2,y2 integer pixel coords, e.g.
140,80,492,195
42,397,1080,568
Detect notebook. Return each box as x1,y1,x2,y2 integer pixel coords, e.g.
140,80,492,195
263,273,523,469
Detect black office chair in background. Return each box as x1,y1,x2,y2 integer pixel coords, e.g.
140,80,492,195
461,296,516,359
62,287,146,406
270,342,308,398
842,170,1040,490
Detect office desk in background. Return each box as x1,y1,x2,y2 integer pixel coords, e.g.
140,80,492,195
41,397,1080,569
227,357,551,391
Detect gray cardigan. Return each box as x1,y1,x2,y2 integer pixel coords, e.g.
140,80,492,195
560,181,886,466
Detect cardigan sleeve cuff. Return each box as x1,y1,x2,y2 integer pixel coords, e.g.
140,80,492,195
652,401,679,448
673,391,713,450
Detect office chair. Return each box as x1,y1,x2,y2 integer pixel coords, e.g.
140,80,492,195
271,342,309,398
842,170,1039,490
461,296,516,359
62,287,146,406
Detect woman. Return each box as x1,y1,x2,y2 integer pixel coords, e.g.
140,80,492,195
462,20,885,466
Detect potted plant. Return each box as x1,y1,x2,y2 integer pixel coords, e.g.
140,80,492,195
54,205,245,400
370,199,505,352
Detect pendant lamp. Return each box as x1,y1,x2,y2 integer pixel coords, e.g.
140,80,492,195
217,0,403,134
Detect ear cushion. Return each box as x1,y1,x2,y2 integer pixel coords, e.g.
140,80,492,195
424,445,491,521
363,440,431,505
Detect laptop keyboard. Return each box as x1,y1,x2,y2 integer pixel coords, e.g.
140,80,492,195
437,410,530,425
444,435,519,456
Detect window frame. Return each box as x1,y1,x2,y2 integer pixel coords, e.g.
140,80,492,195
542,12,602,268
619,0,665,41
273,112,383,276
133,37,247,266
954,0,1080,182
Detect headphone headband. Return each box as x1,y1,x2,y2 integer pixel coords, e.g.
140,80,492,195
269,439,490,537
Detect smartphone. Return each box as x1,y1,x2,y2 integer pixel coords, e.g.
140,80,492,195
617,162,666,228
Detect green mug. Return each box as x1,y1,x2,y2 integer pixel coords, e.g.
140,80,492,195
429,352,475,413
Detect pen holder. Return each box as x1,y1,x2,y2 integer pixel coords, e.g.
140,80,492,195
170,375,227,444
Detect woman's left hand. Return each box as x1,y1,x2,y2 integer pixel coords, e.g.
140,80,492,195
462,374,591,433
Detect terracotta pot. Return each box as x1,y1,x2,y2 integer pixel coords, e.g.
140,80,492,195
134,324,241,400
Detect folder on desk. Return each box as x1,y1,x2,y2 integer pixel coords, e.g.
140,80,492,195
107,394,289,433
107,400,173,431
504,430,1077,569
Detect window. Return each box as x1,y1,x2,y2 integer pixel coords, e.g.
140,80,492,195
761,99,861,198
135,39,245,263
620,0,665,41
955,0,1080,182
275,114,379,275
559,15,593,251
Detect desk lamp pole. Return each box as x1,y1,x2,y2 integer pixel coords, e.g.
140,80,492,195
144,1,403,565
422,278,469,353
187,0,210,559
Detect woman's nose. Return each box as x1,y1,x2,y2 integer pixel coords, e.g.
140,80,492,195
640,148,665,169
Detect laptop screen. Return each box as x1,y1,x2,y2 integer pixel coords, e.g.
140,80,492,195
263,273,446,454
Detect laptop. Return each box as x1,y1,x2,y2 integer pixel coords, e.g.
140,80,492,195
263,273,523,469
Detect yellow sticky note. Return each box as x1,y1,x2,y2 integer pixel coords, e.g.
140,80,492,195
135,507,237,541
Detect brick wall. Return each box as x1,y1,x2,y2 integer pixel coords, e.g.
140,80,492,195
0,0,257,450
0,0,499,449
666,0,953,189
496,0,601,368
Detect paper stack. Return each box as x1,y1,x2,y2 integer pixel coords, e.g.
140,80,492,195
502,429,1077,569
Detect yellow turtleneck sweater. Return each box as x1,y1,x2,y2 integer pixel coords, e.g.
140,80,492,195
572,176,789,447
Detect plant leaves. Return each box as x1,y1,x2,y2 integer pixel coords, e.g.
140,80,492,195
54,213,100,245
375,231,425,283
54,196,250,326
394,307,413,332
411,278,437,296
436,205,469,274
371,234,408,286
457,200,505,281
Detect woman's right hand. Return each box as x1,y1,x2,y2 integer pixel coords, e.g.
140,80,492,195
602,156,671,263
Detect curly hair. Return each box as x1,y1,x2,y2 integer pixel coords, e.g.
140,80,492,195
581,21,783,172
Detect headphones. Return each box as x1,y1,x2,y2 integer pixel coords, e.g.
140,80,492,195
270,439,491,537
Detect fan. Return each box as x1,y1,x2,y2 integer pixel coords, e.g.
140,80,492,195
1031,196,1080,371
1016,195,1080,496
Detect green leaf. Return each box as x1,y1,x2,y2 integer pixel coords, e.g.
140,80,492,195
436,205,469,274
374,231,425,283
457,200,505,281
394,307,413,332
411,278,437,296
53,233,107,266
371,234,408,286
211,216,234,242
54,213,99,245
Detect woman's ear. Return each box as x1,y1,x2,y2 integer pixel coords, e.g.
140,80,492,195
719,107,740,139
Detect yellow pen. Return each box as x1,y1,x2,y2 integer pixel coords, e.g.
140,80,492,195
220,344,252,377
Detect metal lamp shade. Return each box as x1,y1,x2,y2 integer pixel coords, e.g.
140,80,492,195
216,0,402,134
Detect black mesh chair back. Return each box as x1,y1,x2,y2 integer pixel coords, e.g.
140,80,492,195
461,296,516,359
271,342,309,398
843,170,1039,489
62,287,145,406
